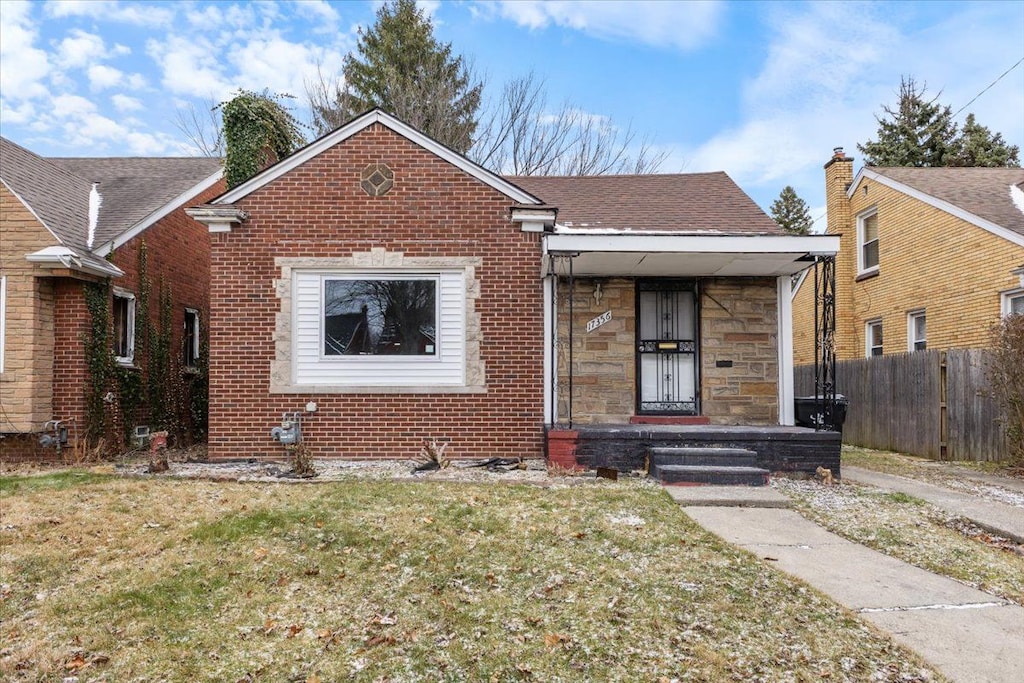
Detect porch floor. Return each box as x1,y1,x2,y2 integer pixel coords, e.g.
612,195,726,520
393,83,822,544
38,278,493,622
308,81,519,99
554,423,842,477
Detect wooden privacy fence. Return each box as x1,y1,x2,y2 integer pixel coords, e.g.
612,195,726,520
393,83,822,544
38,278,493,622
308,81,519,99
795,349,1009,461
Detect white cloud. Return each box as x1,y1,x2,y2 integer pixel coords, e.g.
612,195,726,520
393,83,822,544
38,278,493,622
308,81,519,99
0,0,51,100
485,0,722,51
295,0,341,29
146,34,232,99
54,28,107,68
0,100,37,125
45,0,173,27
87,64,123,89
111,93,143,112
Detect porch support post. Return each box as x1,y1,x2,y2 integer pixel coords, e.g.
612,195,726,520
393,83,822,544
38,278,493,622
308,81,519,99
567,255,575,428
544,258,556,425
813,255,837,430
777,275,795,425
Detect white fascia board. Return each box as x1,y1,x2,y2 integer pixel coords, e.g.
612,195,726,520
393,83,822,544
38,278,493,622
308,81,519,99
26,246,124,278
512,207,557,233
855,168,1024,248
545,233,840,255
214,110,542,206
185,205,249,233
93,169,223,257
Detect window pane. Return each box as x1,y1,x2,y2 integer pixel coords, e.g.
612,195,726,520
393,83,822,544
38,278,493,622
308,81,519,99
1012,294,1024,315
324,279,436,356
863,239,879,269
113,297,130,358
184,310,199,366
863,214,878,242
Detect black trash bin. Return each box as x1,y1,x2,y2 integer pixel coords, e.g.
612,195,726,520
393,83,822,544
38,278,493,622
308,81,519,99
794,394,848,431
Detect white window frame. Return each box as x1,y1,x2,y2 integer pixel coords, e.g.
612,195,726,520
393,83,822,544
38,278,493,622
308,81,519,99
112,288,136,365
184,308,200,367
907,310,926,352
866,319,883,357
857,208,880,275
1002,288,1024,317
0,275,6,373
319,273,441,362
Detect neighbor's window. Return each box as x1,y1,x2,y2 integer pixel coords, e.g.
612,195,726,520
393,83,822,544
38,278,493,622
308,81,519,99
113,289,136,364
323,276,437,357
0,275,6,373
866,319,883,357
1002,289,1024,317
908,310,926,351
184,308,200,367
857,209,879,274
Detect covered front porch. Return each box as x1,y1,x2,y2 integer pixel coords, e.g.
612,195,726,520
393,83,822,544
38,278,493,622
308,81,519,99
539,230,842,478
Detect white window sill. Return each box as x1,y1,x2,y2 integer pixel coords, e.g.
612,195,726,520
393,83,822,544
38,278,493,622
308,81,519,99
855,267,879,282
270,383,487,395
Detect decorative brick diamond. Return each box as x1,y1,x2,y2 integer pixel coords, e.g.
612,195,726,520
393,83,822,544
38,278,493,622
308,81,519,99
360,163,394,197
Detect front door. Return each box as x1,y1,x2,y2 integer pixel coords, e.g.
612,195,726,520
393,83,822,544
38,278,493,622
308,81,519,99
636,280,698,415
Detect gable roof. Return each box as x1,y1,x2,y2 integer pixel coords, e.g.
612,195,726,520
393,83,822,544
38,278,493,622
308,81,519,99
854,166,1024,246
51,156,223,253
0,135,222,276
215,108,542,206
511,173,785,235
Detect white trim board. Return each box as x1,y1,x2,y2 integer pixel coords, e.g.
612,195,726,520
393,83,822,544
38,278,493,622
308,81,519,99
214,109,543,206
850,168,1024,248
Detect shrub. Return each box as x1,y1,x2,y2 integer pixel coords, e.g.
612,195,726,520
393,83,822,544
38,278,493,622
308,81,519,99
988,314,1024,464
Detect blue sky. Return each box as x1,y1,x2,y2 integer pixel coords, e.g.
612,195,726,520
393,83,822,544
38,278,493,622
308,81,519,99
2,0,1022,224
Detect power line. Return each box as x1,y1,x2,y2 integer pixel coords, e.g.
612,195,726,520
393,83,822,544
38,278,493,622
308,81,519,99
953,56,1024,118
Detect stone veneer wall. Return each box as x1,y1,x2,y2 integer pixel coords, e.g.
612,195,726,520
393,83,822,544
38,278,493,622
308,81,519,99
556,278,635,423
556,276,779,425
700,278,779,425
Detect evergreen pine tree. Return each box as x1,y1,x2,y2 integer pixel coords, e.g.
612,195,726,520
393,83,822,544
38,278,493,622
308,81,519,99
310,0,481,152
951,113,1021,167
770,186,814,235
858,77,958,167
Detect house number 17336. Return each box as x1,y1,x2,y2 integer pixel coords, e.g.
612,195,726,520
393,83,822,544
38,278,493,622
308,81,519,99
586,311,612,332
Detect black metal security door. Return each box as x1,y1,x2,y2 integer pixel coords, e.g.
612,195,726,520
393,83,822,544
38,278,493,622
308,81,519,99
636,280,698,415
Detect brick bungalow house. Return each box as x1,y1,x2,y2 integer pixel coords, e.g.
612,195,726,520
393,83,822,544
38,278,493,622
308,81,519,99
793,149,1024,364
187,110,841,475
0,136,223,461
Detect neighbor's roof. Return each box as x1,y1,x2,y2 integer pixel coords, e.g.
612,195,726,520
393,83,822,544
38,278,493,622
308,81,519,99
510,173,785,235
0,135,222,272
862,166,1024,240
51,156,223,250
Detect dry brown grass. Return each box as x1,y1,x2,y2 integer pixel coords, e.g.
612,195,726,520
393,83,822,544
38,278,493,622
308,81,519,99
0,471,941,682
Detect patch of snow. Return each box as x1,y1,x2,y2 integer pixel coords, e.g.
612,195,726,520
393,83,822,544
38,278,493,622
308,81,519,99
87,183,102,249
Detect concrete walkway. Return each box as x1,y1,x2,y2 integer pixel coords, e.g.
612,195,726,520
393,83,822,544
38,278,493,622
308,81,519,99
665,486,1024,683
843,466,1024,543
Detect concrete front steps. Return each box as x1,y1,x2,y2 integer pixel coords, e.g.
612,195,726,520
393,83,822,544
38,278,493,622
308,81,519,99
649,447,769,486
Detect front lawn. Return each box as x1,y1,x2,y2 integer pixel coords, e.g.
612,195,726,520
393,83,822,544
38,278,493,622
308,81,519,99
0,473,938,681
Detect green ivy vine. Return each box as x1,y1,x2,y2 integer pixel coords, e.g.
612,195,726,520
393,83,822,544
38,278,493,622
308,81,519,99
218,89,306,189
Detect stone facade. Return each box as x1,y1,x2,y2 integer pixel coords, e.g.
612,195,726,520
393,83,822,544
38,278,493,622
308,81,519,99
793,155,1024,364
556,276,779,425
206,123,546,460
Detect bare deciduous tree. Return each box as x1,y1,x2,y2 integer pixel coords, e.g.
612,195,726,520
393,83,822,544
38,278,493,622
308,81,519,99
172,96,225,157
470,72,668,176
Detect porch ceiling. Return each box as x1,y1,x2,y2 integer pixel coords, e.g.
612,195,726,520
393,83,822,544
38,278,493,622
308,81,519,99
544,233,840,277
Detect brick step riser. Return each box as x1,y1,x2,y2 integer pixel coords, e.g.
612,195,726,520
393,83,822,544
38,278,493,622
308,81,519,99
656,467,770,486
650,448,759,469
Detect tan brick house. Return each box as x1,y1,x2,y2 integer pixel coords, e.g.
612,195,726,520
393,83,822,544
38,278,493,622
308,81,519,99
0,137,223,461
793,150,1024,364
188,110,840,471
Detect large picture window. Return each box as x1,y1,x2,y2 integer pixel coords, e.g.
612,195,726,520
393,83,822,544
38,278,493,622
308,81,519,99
324,277,437,357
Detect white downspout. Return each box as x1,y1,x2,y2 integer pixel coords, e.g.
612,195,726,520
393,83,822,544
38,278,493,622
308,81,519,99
777,275,795,425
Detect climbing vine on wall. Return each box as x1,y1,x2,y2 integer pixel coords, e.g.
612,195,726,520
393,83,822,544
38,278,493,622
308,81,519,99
218,89,306,189
81,240,209,453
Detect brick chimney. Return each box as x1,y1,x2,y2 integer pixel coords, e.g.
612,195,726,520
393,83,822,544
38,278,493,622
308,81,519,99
824,147,854,236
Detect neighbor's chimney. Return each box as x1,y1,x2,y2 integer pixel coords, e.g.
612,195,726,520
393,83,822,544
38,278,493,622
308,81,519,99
824,146,854,236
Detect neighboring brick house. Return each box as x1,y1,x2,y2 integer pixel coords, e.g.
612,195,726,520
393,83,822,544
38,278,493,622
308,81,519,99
187,110,839,463
0,137,223,461
793,149,1024,364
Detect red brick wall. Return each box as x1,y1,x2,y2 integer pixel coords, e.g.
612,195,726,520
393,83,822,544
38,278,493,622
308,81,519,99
49,181,223,437
208,123,545,460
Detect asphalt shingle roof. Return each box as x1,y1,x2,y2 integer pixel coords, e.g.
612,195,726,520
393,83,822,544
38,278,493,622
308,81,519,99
868,166,1024,238
1,135,222,255
509,173,784,235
